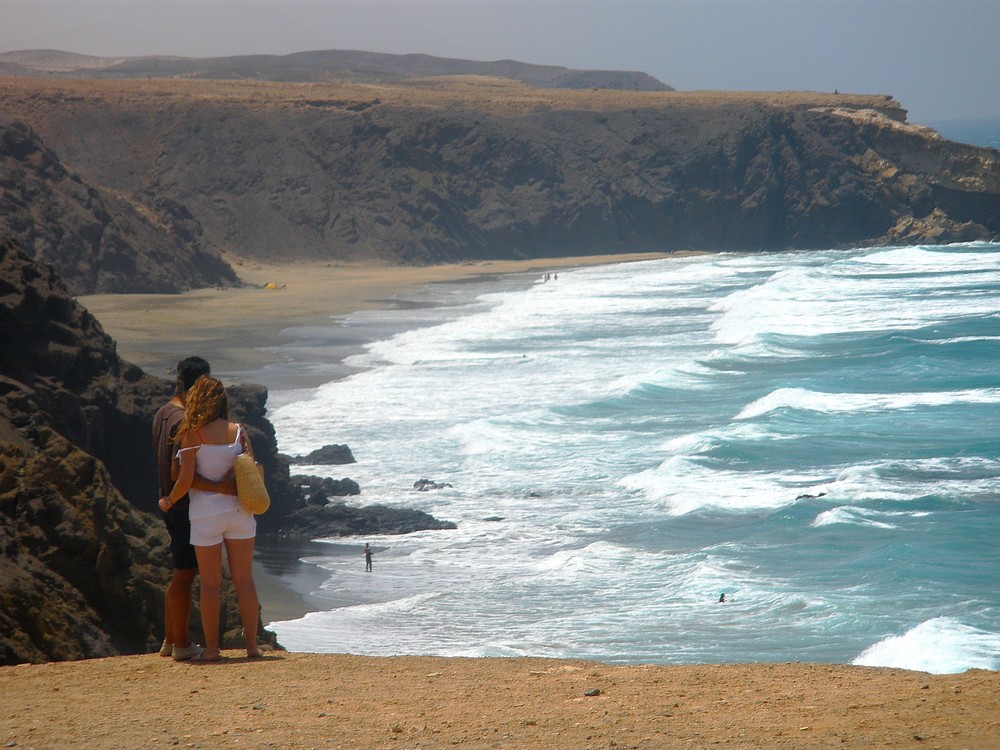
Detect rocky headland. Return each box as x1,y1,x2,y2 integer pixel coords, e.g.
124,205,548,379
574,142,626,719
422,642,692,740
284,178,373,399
0,120,238,295
0,239,452,665
1,53,998,293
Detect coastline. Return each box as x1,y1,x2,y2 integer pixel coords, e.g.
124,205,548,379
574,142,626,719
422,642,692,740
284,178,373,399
27,252,1000,746
78,251,681,624
78,251,678,390
252,538,363,624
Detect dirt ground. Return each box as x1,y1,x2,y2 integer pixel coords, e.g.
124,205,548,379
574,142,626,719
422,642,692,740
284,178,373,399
4,651,999,749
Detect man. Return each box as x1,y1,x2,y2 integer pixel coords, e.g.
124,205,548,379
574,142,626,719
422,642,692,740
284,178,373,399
152,356,236,660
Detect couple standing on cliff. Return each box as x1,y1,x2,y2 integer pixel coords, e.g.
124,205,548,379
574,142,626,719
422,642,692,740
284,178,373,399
153,356,262,662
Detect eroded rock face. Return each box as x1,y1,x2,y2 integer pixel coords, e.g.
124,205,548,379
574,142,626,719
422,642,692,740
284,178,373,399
0,121,238,294
0,241,274,664
0,239,169,505
0,242,452,662
1,79,997,282
0,430,168,663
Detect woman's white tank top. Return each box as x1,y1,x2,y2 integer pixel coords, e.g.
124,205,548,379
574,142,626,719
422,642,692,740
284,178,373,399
178,424,244,520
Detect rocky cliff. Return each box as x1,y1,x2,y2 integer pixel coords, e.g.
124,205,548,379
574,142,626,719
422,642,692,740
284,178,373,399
1,74,997,293
0,240,275,663
0,120,238,294
0,240,453,663
1,428,174,663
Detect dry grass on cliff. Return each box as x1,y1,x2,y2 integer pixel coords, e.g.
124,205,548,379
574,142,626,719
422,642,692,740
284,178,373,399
0,73,898,117
4,651,1000,749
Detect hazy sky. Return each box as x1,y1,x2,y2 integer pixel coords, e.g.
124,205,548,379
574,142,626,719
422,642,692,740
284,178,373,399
3,0,998,123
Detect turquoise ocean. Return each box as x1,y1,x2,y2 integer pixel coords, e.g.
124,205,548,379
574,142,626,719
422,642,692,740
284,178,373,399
262,242,1000,674
925,116,1000,151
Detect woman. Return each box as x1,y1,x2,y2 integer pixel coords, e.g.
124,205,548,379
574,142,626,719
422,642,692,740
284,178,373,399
158,375,262,661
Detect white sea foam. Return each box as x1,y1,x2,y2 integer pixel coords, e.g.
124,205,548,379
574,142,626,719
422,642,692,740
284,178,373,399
821,457,1000,504
811,506,926,529
931,335,1000,345
264,242,1000,665
709,244,1000,347
852,244,1000,272
737,387,1000,420
620,455,802,515
853,617,1000,673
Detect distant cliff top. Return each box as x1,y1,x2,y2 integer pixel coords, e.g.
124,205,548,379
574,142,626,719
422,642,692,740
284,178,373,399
0,69,902,119
1,69,996,293
0,48,673,92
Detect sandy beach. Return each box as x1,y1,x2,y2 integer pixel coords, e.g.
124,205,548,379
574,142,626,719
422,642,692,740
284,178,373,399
78,252,677,386
65,252,1000,748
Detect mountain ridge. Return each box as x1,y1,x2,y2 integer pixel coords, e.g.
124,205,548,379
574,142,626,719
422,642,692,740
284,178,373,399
0,48,673,91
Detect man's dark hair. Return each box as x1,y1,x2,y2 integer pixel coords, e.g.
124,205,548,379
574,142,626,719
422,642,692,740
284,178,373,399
176,356,211,392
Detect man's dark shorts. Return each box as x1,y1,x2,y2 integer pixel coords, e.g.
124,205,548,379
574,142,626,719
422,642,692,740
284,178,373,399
164,498,198,570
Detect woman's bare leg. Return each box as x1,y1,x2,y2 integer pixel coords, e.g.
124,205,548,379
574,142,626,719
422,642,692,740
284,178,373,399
224,536,261,657
193,543,223,660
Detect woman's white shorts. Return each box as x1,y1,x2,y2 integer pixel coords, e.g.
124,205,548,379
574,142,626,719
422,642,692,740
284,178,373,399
190,508,256,546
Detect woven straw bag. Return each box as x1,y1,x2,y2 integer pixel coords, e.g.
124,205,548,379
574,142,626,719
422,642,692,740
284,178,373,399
234,433,270,514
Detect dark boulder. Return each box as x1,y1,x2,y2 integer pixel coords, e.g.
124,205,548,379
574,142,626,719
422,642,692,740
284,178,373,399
270,501,456,539
290,444,356,465
414,478,453,491
294,475,362,505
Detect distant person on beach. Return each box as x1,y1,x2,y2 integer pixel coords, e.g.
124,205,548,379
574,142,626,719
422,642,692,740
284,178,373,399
153,356,236,661
159,375,261,661
364,543,373,572
718,593,727,603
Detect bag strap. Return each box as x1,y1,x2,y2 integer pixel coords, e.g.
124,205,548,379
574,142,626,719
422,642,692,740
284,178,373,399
238,424,255,459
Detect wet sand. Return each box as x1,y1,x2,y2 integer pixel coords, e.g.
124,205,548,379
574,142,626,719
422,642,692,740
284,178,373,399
79,252,676,387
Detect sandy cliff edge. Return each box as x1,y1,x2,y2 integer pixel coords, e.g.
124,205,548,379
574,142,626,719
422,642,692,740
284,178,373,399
4,652,999,749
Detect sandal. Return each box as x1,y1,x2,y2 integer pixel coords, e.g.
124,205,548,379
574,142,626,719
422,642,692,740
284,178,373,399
188,654,222,664
189,648,222,663
172,644,204,661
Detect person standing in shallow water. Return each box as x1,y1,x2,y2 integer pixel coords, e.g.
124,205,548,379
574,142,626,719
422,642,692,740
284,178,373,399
159,375,261,661
364,543,373,572
153,356,236,661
